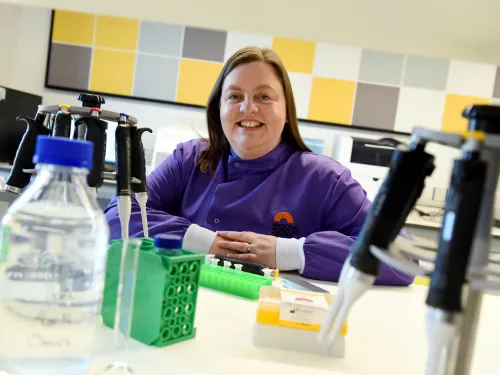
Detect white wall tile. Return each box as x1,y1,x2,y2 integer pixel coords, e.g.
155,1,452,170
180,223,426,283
287,72,312,119
312,42,362,81
446,60,497,98
223,31,273,61
394,87,446,133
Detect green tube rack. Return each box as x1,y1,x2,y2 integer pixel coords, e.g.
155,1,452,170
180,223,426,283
101,237,204,347
199,263,273,300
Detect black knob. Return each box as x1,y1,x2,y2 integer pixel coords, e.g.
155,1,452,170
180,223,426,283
78,93,106,108
462,104,500,134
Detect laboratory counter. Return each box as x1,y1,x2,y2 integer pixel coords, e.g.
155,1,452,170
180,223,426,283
3,276,493,375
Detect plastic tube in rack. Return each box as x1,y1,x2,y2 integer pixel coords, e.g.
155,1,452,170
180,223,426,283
234,264,243,274
223,260,232,270
205,254,215,264
210,258,219,268
262,268,273,277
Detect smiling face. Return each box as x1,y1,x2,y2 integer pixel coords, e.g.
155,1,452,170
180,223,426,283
219,61,287,160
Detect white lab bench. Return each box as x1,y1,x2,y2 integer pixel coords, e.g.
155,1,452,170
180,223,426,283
0,277,496,375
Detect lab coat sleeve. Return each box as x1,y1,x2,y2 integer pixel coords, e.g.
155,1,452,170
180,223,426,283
104,141,216,252
301,170,415,286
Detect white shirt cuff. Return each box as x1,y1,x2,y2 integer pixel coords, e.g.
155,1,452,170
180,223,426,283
276,237,306,273
182,224,217,254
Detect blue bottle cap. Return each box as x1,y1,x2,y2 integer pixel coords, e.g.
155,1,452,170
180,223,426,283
154,234,183,250
33,135,94,169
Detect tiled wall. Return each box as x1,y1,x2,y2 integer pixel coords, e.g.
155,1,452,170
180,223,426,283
46,9,500,135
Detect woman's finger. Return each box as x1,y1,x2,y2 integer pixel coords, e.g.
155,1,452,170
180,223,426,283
217,240,249,253
217,231,254,243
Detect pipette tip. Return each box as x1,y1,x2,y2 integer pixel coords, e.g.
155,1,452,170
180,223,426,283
318,260,375,350
135,192,149,238
262,268,273,277
424,307,460,375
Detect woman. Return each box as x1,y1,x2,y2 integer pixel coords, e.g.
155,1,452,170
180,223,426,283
104,46,413,286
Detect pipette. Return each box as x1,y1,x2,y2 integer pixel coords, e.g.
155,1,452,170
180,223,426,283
115,113,132,240
424,136,486,375
318,140,435,349
74,107,108,195
52,104,72,138
130,123,152,237
5,107,50,193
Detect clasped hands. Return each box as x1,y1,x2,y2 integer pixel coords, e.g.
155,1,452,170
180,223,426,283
209,231,277,269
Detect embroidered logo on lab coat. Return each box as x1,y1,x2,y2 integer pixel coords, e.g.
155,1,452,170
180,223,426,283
272,211,299,238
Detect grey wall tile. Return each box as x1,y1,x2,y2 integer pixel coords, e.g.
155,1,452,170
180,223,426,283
138,21,183,56
182,27,227,62
352,83,400,130
358,49,405,86
403,55,449,91
133,54,179,101
47,43,91,89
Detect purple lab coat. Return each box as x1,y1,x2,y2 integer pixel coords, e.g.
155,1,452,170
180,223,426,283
104,139,414,286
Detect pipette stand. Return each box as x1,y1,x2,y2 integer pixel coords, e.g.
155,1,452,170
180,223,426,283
15,94,151,239
319,104,500,375
377,126,500,375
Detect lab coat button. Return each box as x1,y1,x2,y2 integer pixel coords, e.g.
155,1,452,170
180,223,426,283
235,163,239,168
214,218,220,223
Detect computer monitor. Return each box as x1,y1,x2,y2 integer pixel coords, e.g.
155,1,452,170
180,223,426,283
0,86,42,165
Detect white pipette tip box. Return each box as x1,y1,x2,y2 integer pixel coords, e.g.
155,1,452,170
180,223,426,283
252,286,346,358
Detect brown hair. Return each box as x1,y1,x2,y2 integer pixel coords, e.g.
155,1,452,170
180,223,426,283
198,46,312,175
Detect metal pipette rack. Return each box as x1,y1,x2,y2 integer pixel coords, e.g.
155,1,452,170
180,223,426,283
319,104,500,375
4,93,151,238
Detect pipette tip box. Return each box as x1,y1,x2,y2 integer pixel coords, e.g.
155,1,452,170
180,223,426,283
252,286,347,357
101,237,204,347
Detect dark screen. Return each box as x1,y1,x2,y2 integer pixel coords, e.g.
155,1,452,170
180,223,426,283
0,87,42,164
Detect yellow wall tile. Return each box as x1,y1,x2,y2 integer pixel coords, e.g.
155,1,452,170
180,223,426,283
90,48,135,96
95,15,139,50
177,59,222,106
272,37,316,74
442,94,490,133
308,77,356,124
52,10,95,45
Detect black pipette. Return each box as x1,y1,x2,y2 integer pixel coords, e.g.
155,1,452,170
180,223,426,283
319,141,435,346
52,104,72,138
5,108,50,193
115,113,132,239
74,107,108,192
424,137,486,375
130,124,152,237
